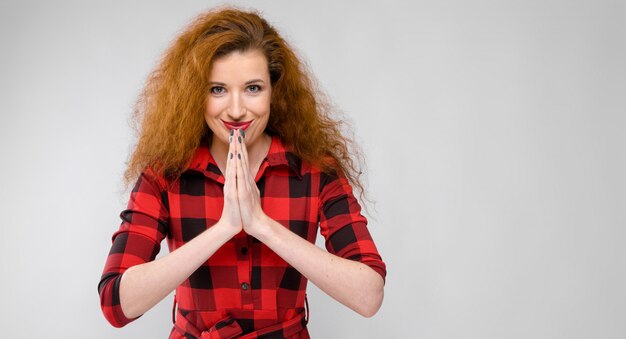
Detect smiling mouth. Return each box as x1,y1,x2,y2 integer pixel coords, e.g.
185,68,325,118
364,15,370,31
222,120,253,131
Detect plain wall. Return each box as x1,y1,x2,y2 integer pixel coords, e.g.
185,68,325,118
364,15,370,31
0,0,624,338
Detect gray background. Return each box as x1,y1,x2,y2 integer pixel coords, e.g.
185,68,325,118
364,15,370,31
1,0,624,338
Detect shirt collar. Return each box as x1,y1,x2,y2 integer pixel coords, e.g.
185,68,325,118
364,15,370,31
187,135,302,182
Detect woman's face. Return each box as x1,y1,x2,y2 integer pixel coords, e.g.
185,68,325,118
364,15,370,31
205,49,271,151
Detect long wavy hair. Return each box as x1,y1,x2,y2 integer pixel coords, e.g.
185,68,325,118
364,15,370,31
125,7,366,201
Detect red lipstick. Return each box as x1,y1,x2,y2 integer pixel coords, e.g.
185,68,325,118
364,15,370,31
222,120,253,131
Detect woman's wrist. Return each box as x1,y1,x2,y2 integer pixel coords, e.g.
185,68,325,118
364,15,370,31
211,220,240,240
247,212,276,242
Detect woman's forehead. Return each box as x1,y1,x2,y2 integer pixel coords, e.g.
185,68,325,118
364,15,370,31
209,50,269,82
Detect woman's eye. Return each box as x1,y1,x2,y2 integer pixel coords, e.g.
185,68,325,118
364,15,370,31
210,86,225,95
247,85,261,93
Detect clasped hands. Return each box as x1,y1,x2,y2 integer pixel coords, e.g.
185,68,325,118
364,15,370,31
218,129,269,238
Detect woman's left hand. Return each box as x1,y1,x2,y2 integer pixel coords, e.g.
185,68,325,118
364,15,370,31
234,129,268,237
233,129,384,317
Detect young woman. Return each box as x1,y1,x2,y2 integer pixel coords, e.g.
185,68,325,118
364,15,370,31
98,8,386,338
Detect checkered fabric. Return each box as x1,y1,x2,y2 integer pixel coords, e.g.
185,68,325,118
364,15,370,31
98,136,386,338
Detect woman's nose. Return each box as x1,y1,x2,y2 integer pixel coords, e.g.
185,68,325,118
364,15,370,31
227,93,245,120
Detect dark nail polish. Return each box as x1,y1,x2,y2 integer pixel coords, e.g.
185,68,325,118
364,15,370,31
230,153,233,159
229,136,232,143
230,129,234,136
238,136,242,143
238,153,241,160
241,130,245,138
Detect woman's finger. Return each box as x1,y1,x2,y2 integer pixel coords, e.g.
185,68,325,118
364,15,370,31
238,129,253,186
225,129,236,190
235,129,245,192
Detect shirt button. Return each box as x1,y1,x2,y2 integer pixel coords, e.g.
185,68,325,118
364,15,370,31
241,247,248,255
241,282,249,291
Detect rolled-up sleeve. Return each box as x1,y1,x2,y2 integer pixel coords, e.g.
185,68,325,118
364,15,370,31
98,170,169,327
318,171,386,282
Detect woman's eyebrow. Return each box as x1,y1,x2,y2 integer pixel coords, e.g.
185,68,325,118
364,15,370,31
209,79,266,86
245,79,265,85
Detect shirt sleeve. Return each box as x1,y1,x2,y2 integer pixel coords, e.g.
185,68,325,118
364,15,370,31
98,170,170,327
318,171,386,282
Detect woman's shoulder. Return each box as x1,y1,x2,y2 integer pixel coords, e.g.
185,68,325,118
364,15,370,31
269,136,340,178
134,166,171,192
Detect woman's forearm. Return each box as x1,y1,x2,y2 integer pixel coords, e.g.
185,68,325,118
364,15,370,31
119,223,236,319
254,216,385,317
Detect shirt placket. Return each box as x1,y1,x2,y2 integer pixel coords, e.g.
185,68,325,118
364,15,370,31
235,234,253,309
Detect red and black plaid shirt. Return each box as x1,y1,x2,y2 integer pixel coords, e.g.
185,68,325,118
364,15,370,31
99,136,386,338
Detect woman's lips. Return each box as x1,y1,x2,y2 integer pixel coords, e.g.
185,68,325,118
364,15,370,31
222,120,253,131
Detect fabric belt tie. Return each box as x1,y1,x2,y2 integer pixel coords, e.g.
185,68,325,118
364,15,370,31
172,296,308,339
173,310,241,339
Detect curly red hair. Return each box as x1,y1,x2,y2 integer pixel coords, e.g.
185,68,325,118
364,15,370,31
126,7,366,200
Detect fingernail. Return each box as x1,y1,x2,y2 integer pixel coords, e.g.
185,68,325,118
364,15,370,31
241,130,245,138
230,129,234,136
238,136,242,143
230,153,233,159
229,136,232,143
237,153,241,160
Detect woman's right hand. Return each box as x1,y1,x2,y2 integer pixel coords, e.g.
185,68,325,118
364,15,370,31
217,130,243,236
116,132,243,320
